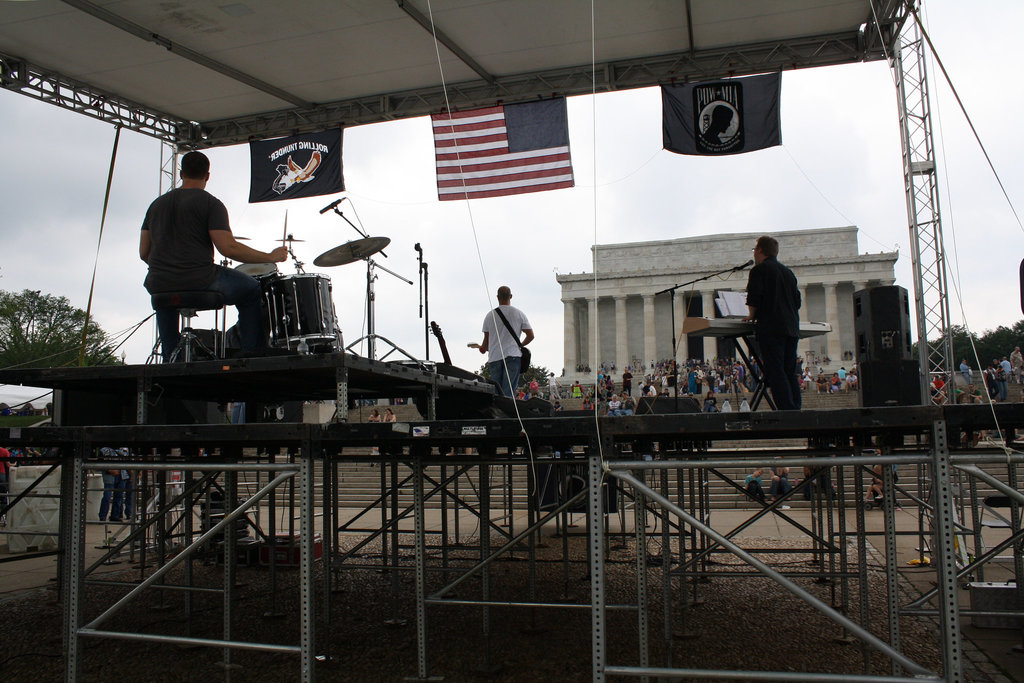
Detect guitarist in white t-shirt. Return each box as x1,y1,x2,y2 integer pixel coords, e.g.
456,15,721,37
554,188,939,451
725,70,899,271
476,286,534,398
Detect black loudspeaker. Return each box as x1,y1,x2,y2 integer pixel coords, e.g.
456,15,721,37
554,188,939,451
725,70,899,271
635,395,701,414
853,286,913,363
859,359,922,407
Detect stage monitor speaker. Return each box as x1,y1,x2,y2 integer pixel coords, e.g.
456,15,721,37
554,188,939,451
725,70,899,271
635,395,701,415
853,285,913,363
859,359,922,407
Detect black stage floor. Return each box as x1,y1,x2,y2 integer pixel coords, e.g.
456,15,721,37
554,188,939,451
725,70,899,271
2,355,1023,454
0,352,498,425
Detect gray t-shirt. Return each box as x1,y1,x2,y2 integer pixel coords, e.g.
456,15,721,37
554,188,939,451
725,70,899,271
141,188,230,293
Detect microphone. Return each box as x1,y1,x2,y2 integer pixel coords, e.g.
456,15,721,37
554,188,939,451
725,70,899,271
319,198,344,214
414,243,422,253
733,259,754,271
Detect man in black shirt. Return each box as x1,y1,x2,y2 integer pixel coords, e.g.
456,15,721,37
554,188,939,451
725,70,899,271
140,151,287,360
744,236,801,410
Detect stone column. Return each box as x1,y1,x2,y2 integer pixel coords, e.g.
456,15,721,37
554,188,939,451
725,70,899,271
587,297,599,371
701,290,716,361
824,283,842,366
643,294,656,369
614,296,628,372
674,292,687,364
798,285,809,324
853,281,867,294
563,299,576,375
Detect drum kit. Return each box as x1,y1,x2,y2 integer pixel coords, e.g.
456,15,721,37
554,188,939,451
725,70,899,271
232,232,392,355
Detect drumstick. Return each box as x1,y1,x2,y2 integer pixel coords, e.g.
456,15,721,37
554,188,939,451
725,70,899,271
467,343,480,348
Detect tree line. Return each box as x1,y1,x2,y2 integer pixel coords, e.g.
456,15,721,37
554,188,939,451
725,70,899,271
0,289,117,369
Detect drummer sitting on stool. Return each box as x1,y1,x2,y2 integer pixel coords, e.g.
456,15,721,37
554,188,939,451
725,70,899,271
140,151,287,361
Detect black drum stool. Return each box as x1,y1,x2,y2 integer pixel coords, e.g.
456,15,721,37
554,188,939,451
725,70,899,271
151,291,225,362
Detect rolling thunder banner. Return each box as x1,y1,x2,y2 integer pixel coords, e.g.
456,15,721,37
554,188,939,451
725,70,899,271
662,73,782,156
249,129,345,203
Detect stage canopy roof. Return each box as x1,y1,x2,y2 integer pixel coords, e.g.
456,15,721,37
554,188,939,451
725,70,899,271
0,0,908,148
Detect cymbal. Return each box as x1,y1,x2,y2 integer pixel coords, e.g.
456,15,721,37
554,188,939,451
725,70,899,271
281,234,305,243
314,237,391,267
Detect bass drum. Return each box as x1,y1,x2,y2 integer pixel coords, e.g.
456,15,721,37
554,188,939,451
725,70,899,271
261,273,341,351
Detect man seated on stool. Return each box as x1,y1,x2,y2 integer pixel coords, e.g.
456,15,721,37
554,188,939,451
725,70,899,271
140,151,287,361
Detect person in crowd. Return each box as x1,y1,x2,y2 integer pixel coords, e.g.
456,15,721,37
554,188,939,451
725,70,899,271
1011,347,1023,384
769,466,792,508
98,446,131,523
744,236,801,410
998,357,1011,401
529,377,540,398
367,408,382,422
384,407,397,423
547,372,560,399
744,468,767,503
866,464,885,506
606,393,622,416
703,390,718,413
959,358,972,386
846,370,858,391
571,381,583,399
140,151,287,361
477,285,533,398
0,446,9,526
620,394,635,416
622,367,633,397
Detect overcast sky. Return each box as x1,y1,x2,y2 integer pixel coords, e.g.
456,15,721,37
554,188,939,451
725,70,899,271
1,0,1022,406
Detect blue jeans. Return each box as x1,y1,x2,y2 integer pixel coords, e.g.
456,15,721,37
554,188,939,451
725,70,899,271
489,356,522,398
99,473,128,521
155,267,265,361
757,334,801,410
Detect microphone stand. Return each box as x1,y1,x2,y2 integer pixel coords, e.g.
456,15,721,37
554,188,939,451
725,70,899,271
655,262,752,412
416,245,429,360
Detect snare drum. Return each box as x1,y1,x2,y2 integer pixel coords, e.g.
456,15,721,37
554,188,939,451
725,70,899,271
261,273,340,350
235,262,278,278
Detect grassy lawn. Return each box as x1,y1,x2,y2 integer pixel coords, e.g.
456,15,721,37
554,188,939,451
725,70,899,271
0,415,50,428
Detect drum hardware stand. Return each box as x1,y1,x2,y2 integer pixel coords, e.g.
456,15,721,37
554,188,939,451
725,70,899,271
282,235,306,274
321,200,418,361
343,258,417,361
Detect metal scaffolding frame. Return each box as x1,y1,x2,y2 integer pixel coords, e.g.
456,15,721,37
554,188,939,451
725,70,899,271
893,6,955,403
3,406,1024,681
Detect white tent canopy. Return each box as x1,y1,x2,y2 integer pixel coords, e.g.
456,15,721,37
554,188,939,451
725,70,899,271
0,0,905,146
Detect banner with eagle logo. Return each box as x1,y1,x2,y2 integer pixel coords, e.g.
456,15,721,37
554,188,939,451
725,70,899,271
248,129,344,203
662,73,781,156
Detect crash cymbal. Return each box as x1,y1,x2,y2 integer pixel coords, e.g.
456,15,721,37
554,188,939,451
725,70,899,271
314,236,391,267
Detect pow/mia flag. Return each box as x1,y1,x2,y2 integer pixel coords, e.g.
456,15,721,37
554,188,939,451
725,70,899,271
249,129,344,203
662,73,781,156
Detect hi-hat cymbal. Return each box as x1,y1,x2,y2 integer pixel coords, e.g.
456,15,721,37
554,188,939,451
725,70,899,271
281,234,305,243
314,237,391,267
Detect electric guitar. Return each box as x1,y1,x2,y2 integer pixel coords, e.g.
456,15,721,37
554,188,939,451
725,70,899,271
429,321,452,365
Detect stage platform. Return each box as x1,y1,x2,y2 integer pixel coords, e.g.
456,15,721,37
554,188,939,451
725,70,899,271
0,352,498,425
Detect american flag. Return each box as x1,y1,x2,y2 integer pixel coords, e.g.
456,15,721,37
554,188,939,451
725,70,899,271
431,98,574,201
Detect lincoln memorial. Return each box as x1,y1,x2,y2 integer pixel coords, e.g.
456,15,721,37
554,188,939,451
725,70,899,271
556,227,898,381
